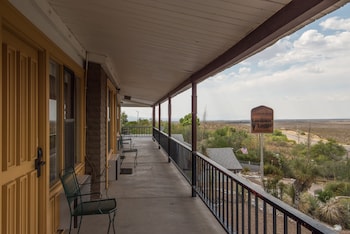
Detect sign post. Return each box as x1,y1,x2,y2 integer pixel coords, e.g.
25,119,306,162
251,105,274,186
259,133,264,183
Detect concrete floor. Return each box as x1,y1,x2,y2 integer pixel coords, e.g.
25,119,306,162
61,137,226,234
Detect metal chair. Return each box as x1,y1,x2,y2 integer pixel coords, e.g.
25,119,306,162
118,136,138,167
59,167,117,234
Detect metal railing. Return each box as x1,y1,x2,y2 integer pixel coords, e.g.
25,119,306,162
121,126,152,137
153,128,336,234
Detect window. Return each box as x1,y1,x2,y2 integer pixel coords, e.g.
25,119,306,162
49,61,81,185
64,68,80,169
107,82,117,155
49,60,60,184
107,90,111,152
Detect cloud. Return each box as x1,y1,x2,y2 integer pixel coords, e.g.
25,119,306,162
238,67,251,74
255,17,350,71
304,64,324,73
196,13,350,120
320,16,350,31
210,73,229,82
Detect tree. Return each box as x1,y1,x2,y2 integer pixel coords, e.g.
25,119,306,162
138,118,151,126
121,112,128,126
179,113,200,127
289,158,319,207
206,126,248,149
310,139,346,162
200,107,208,142
301,140,348,181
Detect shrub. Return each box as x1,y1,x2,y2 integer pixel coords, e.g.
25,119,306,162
317,198,348,227
316,190,333,203
299,193,320,217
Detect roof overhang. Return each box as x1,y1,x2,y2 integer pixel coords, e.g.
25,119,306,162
9,0,349,107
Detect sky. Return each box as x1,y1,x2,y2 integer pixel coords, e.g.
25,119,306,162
123,3,350,121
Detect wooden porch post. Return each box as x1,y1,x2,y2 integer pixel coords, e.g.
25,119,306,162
158,103,161,149
152,106,155,129
191,82,197,197
168,97,172,163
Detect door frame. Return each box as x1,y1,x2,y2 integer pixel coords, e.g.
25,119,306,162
38,49,50,234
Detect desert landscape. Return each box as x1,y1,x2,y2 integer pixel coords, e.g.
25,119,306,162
203,119,350,146
274,119,350,145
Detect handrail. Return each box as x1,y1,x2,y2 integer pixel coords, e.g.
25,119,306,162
153,128,336,234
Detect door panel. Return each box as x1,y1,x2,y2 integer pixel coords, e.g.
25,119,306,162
2,29,40,234
28,170,38,234
18,175,29,233
2,181,16,234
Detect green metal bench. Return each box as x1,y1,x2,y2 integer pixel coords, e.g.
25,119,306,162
60,167,117,233
118,135,132,149
118,136,138,167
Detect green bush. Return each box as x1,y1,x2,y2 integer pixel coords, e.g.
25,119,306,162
264,164,283,177
316,190,333,203
324,182,350,197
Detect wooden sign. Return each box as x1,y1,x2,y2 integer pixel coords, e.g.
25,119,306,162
251,105,274,133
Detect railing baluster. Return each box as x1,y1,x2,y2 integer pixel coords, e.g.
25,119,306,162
214,165,216,211
236,182,239,233
273,207,277,234
211,165,214,211
204,160,207,201
297,222,301,234
248,191,251,234
226,174,229,229
202,158,204,196
263,201,267,234
219,172,222,221
284,213,288,234
206,161,208,201
231,179,233,234
255,196,259,234
221,173,224,223
242,187,245,234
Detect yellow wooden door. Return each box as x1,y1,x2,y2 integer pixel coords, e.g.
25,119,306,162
1,29,41,234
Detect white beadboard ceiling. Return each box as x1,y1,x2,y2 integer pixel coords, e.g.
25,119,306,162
10,0,349,107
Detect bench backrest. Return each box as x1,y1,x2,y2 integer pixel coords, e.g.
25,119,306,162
60,168,82,210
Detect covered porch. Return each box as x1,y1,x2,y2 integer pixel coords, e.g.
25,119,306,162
58,134,336,234
59,137,226,233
